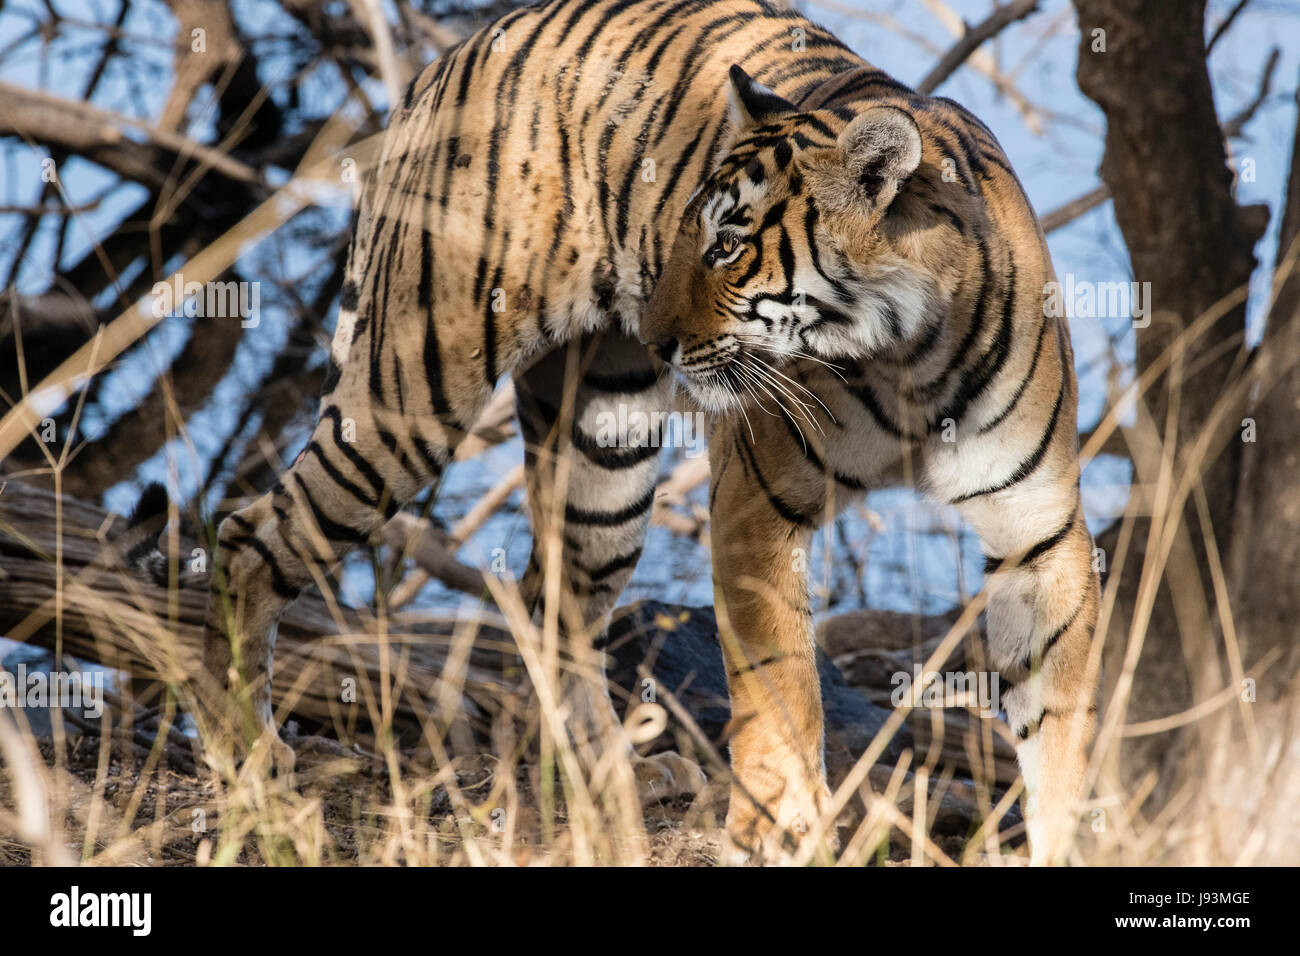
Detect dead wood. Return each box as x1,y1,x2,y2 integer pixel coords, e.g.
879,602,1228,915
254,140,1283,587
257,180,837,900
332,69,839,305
0,479,515,747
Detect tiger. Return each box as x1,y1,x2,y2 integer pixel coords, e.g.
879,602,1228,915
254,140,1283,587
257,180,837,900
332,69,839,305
155,0,1098,865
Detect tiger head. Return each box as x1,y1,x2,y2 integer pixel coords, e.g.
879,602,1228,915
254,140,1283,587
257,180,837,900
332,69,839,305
642,65,968,412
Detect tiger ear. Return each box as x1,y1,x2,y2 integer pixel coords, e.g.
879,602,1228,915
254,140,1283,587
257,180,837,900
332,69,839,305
726,64,796,129
803,106,923,220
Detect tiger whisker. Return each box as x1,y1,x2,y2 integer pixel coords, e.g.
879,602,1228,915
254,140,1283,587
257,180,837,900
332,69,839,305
733,369,807,454
732,356,813,451
731,347,831,428
711,364,757,443
743,352,836,428
734,333,850,384
737,356,823,439
728,360,784,420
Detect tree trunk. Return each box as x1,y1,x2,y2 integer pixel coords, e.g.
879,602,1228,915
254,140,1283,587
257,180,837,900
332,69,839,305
1228,88,1300,681
1072,0,1271,802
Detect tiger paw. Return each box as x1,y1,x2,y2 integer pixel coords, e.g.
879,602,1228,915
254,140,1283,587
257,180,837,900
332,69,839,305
225,729,297,786
632,750,707,804
723,782,838,865
267,734,297,782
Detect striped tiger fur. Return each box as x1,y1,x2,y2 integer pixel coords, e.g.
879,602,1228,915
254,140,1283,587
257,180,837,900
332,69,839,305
181,0,1097,865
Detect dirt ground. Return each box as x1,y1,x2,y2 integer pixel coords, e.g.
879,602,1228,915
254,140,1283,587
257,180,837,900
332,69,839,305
1,728,984,866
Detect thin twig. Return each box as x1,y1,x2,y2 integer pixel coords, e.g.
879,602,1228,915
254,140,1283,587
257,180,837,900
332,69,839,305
1206,0,1251,55
917,0,1041,96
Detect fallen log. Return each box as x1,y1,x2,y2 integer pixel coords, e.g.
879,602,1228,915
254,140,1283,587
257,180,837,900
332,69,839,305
0,479,514,747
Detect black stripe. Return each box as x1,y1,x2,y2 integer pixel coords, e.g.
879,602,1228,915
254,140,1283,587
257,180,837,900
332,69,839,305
1037,599,1084,663
321,406,389,503
546,118,575,263
901,310,944,366
913,231,991,399
729,653,784,678
293,473,369,545
709,435,737,514
799,293,858,329
483,265,502,387
417,196,452,416
846,380,905,438
1020,704,1098,740
736,436,817,529
764,55,863,89
409,433,448,480
368,221,397,402
226,513,255,535
983,505,1076,575
564,486,656,527
776,405,865,489
614,97,664,245
571,427,663,470
321,356,342,396
340,280,358,312
581,367,660,393
928,202,966,236
777,224,795,284
376,427,426,488
306,441,377,509
802,204,854,304
454,37,481,107
227,533,300,600
952,373,1065,504
1017,595,1088,674
824,69,916,105
652,13,750,143
930,255,1017,428
978,312,1048,434
579,547,643,582
474,0,572,300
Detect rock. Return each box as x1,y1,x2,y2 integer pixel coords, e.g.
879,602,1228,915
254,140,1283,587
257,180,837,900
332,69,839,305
816,608,967,691
605,601,912,773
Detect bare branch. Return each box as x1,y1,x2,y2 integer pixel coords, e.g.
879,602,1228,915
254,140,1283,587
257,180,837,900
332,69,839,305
1222,46,1280,139
381,513,485,597
917,0,1041,96
0,80,265,191
1206,0,1251,54
1041,183,1110,233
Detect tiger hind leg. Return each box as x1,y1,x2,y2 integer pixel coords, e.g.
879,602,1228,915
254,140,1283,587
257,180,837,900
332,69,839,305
198,394,458,777
513,329,706,805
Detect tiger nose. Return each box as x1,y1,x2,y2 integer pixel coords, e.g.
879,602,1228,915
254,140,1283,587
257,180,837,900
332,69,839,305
646,336,678,364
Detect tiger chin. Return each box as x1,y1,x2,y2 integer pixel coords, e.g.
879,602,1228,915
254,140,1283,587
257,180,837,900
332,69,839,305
151,0,1097,867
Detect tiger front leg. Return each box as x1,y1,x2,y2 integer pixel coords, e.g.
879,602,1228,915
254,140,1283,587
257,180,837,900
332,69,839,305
956,484,1101,865
710,443,832,864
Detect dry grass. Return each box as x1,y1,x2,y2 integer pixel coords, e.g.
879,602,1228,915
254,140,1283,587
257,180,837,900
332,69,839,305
1,397,1295,867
